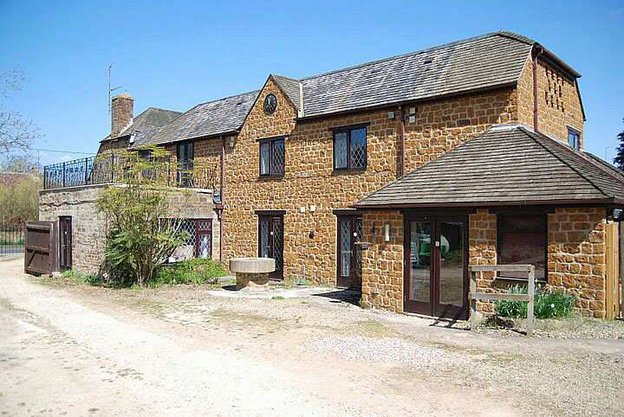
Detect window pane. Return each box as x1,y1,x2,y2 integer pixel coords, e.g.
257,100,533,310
499,215,546,280
259,219,270,257
350,128,367,169
271,139,285,175
568,130,579,149
260,142,270,175
334,132,348,169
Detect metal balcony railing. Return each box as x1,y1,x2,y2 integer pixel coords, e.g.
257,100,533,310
43,154,217,190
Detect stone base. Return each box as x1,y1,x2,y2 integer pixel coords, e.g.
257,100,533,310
236,272,270,290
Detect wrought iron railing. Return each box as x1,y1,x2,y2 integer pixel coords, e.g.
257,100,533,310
0,223,25,257
43,154,218,190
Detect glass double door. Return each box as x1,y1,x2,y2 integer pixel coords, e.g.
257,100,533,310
405,215,467,319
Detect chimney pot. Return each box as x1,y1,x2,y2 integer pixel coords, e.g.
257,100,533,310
111,92,134,138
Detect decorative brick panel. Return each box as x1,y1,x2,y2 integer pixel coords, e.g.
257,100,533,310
516,58,584,146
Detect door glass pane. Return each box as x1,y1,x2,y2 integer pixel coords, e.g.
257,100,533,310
259,218,270,257
334,132,348,169
439,221,464,306
272,217,283,271
198,233,210,259
339,219,351,278
409,221,431,302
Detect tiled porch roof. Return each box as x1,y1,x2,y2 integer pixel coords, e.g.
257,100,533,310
354,125,624,209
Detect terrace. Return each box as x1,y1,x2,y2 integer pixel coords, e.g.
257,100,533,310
42,154,218,190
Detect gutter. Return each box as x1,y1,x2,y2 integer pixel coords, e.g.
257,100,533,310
397,105,405,178
352,197,621,210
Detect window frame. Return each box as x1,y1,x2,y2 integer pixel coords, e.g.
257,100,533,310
496,213,548,282
258,137,285,177
176,141,194,187
332,125,368,172
567,127,581,150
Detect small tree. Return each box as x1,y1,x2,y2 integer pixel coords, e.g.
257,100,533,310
0,174,41,223
613,119,624,170
96,146,188,286
1,70,39,157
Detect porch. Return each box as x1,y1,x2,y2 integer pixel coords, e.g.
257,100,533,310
355,125,624,319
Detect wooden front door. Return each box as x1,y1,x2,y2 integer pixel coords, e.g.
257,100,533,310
337,215,363,288
258,214,284,280
404,215,468,319
59,216,72,271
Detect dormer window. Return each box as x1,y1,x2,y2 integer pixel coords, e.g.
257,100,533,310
567,128,580,150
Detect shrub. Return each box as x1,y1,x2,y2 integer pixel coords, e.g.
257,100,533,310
151,258,228,287
495,284,576,319
62,269,101,285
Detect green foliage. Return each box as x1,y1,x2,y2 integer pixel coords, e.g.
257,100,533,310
151,258,228,287
62,269,101,285
0,175,41,223
495,284,577,319
97,146,189,286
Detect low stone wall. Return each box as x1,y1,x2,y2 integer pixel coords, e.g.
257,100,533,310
39,185,220,275
39,185,109,274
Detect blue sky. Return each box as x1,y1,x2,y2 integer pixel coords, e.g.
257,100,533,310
1,0,623,166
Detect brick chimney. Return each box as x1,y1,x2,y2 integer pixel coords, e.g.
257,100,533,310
111,92,134,138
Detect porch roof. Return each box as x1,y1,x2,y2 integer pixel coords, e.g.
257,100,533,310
354,125,624,209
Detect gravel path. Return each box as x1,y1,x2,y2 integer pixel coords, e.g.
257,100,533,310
2,256,623,416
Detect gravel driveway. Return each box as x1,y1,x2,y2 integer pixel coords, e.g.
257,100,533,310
1,256,623,416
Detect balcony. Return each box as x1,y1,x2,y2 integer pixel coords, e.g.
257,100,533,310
43,155,218,190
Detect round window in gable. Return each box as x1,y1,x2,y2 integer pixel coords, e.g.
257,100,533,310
263,93,278,114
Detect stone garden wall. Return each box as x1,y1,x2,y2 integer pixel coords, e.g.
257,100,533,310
39,185,219,275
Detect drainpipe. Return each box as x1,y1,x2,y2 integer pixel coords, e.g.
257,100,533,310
218,135,226,264
397,105,405,178
532,45,544,133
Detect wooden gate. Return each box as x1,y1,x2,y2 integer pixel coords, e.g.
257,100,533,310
24,221,57,276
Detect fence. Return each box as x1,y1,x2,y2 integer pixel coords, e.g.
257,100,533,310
469,264,535,336
43,154,218,190
0,223,25,257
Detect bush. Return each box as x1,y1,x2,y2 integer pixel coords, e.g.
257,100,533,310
62,269,101,286
151,258,228,287
495,284,576,319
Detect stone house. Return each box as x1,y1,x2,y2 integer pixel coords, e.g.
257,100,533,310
40,31,623,318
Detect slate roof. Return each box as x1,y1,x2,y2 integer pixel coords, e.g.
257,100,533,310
354,125,624,208
272,75,302,112
133,31,579,147
133,91,259,147
299,32,537,118
101,107,182,143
